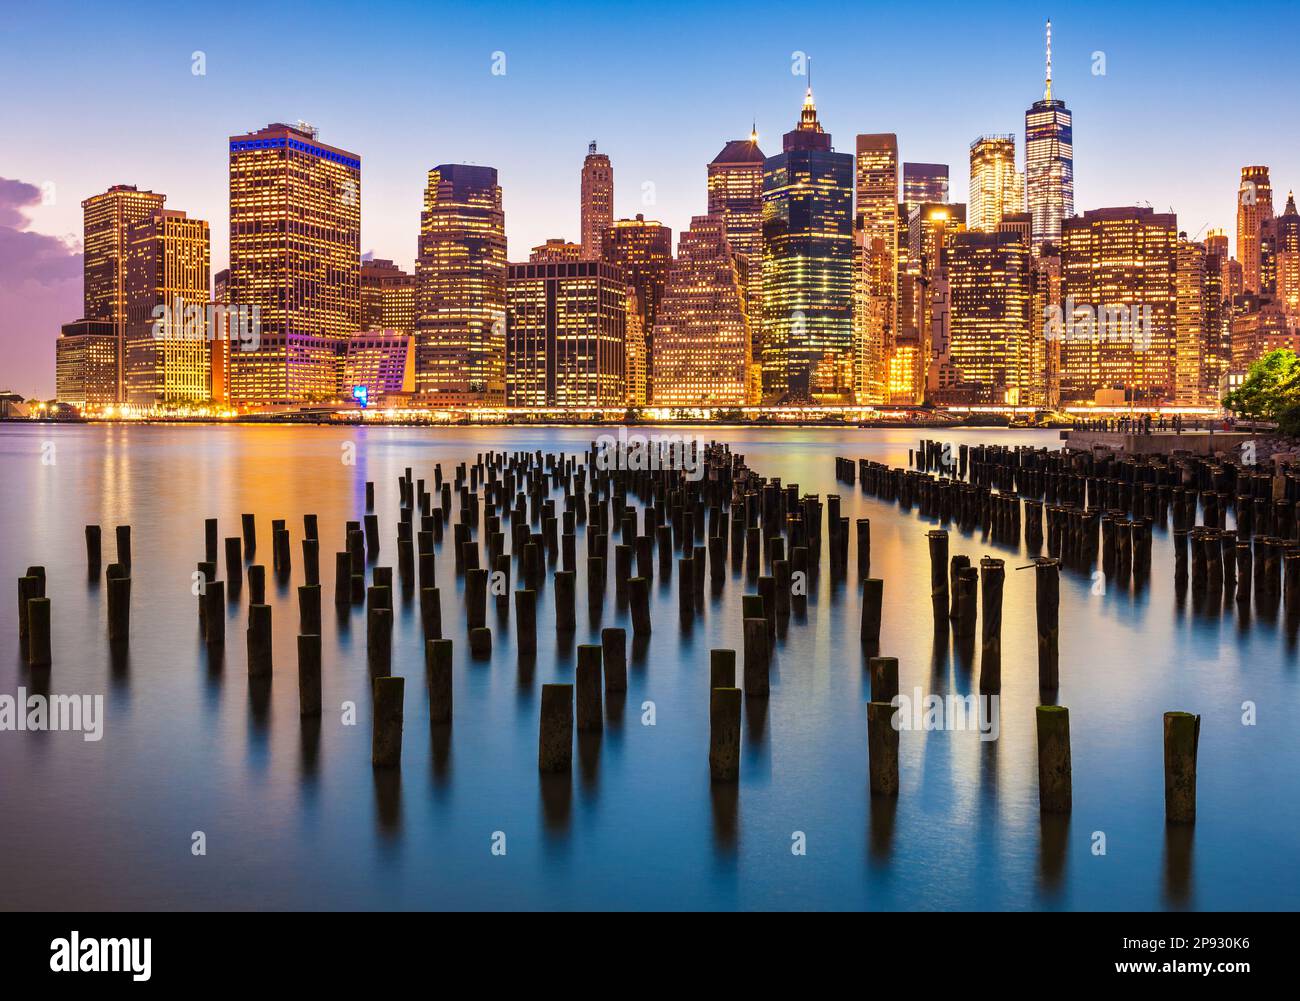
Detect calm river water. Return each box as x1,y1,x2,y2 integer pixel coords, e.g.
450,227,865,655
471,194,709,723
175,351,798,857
1,423,1296,910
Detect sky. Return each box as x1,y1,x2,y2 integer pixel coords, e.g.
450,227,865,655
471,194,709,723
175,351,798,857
3,0,1298,398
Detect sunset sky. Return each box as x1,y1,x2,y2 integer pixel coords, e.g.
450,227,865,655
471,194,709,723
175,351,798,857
3,0,1297,397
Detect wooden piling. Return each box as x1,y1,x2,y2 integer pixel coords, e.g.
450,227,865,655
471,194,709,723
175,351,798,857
979,557,1004,693
247,603,272,677
860,578,883,644
866,701,899,795
601,627,627,691
26,596,51,666
869,656,898,705
1034,558,1060,690
426,638,453,723
106,564,130,642
1036,705,1072,813
515,589,537,654
371,675,404,768
1163,711,1200,824
203,582,225,646
367,605,392,673
297,634,322,716
469,626,492,657
538,683,573,772
576,645,603,731
629,576,651,635
742,617,769,695
709,687,742,781
85,525,101,571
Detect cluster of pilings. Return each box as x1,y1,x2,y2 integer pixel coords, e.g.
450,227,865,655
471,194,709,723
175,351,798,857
837,439,1208,819
12,431,1208,826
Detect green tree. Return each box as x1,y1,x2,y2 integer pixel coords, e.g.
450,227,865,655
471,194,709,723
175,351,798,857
1223,349,1300,420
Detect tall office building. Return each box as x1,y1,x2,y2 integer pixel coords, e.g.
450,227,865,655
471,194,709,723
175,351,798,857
854,134,899,404
56,320,118,410
1174,235,1210,405
360,259,416,334
903,163,949,214
82,185,168,403
1059,207,1178,403
947,231,1033,405
228,123,361,405
123,209,212,406
1274,192,1300,313
1025,20,1074,252
601,214,673,396
1237,165,1274,294
624,288,647,406
969,135,1024,233
708,130,766,376
908,202,966,277
1032,249,1063,407
415,164,507,405
580,142,614,260
761,89,854,402
505,260,626,407
651,214,753,406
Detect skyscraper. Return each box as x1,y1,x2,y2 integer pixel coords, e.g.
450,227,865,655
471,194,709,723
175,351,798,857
651,214,753,406
902,163,949,214
124,209,212,406
969,135,1024,233
601,214,673,396
228,123,361,405
947,231,1033,405
1174,235,1209,405
1025,21,1074,252
854,133,899,404
1277,192,1300,314
1059,207,1178,403
529,239,585,263
81,184,167,403
505,259,626,408
360,259,416,334
415,164,507,405
762,88,854,402
1237,166,1274,293
581,142,614,260
708,130,766,379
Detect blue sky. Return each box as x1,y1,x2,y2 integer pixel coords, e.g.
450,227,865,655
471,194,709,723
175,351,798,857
2,0,1297,394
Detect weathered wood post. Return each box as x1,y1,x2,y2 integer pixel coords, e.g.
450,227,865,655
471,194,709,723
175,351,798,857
979,557,1004,693
367,598,392,674
710,648,736,688
576,644,604,731
742,616,769,695
247,603,273,677
26,596,52,667
948,554,970,620
116,525,132,569
85,525,102,572
860,578,883,644
420,586,442,641
1034,557,1060,690
426,638,453,723
538,683,573,772
856,518,871,579
955,566,978,638
555,570,576,632
515,589,537,654
866,701,899,795
1163,711,1200,823
927,530,949,623
371,675,404,767
248,564,266,605
106,564,131,642
869,656,898,705
241,513,256,555
205,518,219,563
466,568,487,629
17,574,42,644
298,583,321,636
298,634,322,716
629,576,651,635
333,552,351,606
225,537,243,589
204,581,226,646
601,627,627,691
302,538,320,587
1036,705,1072,813
469,626,492,656
709,687,742,781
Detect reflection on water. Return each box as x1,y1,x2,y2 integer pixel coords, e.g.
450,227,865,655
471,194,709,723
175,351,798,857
1,423,1298,910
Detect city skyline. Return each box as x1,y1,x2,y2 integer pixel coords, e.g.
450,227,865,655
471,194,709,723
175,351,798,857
4,1,1299,399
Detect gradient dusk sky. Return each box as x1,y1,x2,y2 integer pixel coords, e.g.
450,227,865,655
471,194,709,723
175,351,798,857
2,0,1297,398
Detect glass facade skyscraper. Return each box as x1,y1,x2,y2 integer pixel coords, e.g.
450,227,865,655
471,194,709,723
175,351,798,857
762,89,854,402
1025,21,1074,252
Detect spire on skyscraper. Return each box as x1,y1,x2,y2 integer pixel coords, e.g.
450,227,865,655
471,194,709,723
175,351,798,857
1045,19,1053,101
799,86,822,133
